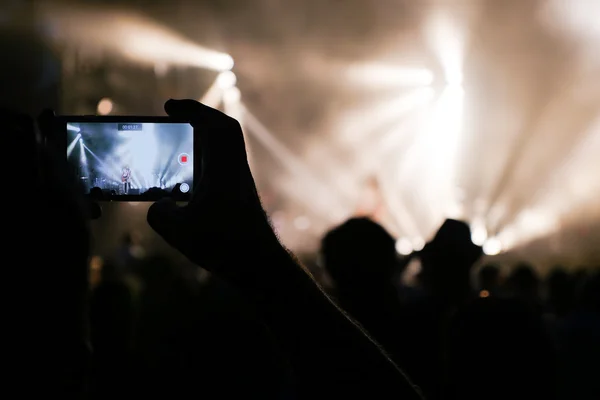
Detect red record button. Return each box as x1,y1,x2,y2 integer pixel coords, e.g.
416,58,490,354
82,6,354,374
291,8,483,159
178,153,189,165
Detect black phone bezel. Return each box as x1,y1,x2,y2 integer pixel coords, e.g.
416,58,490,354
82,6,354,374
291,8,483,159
56,115,197,202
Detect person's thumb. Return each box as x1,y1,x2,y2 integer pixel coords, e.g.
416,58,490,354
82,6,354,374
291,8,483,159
147,198,187,249
164,99,208,123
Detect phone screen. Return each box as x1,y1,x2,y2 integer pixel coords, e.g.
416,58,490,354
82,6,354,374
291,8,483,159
66,121,193,198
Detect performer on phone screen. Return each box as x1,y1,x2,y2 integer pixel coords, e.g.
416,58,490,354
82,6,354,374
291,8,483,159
122,165,131,194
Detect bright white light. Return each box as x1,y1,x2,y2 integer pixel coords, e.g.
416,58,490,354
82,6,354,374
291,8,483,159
216,71,237,89
294,216,311,230
79,139,87,164
483,237,502,256
67,124,80,132
67,133,82,157
398,83,464,231
97,98,113,115
412,237,425,251
395,238,413,255
42,6,235,72
179,183,190,193
425,10,465,86
339,86,435,145
470,221,488,246
220,54,235,71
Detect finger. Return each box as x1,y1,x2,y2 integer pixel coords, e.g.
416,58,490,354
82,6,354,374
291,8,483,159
147,198,189,249
164,99,250,200
164,99,218,122
164,99,246,161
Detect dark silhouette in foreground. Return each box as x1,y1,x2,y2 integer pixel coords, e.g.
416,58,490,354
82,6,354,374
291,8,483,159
146,100,422,398
401,219,482,399
322,218,409,372
445,296,557,400
3,102,423,399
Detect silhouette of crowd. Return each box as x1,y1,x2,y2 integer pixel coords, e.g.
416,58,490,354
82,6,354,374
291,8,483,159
3,98,599,400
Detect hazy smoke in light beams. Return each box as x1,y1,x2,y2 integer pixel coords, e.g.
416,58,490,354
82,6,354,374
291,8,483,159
327,66,435,234
497,114,600,250
337,86,435,147
39,3,233,71
241,107,350,224
400,7,468,234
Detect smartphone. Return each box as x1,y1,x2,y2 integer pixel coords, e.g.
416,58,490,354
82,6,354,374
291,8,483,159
56,116,195,201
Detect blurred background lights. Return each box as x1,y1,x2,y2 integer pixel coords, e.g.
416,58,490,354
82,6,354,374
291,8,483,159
483,237,502,256
470,222,488,246
395,238,413,256
31,0,600,265
97,98,113,115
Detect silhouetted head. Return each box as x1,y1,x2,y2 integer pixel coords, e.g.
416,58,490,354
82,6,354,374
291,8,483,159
508,263,539,300
418,219,482,300
321,218,396,288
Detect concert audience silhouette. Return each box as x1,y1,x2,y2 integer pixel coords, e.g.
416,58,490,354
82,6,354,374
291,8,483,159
2,98,599,400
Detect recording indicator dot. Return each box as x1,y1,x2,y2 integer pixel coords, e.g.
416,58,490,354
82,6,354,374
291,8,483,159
178,153,189,165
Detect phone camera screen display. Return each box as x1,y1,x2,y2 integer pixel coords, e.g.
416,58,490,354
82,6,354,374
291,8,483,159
67,122,193,197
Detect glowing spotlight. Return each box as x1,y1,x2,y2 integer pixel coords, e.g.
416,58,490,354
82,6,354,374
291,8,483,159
219,54,235,71
395,238,413,256
470,222,488,246
479,290,490,298
483,237,502,256
97,98,113,115
223,87,241,104
216,71,237,89
67,124,80,132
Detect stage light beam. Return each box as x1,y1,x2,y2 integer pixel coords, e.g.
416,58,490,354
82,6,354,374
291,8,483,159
67,133,82,157
346,64,434,88
42,5,235,72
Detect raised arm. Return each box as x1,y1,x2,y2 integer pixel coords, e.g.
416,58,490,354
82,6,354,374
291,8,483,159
147,100,422,399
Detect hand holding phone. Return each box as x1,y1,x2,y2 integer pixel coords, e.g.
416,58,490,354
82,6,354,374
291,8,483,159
147,100,281,281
